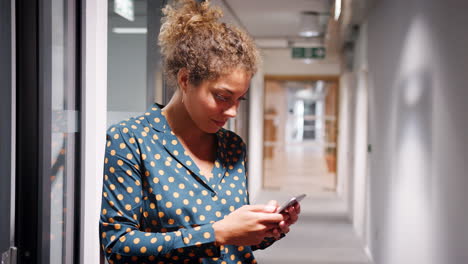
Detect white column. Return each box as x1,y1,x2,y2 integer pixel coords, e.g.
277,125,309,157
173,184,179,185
80,0,107,263
248,69,265,202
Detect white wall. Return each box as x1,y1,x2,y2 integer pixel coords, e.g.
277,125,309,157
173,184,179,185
366,0,468,263
262,49,340,76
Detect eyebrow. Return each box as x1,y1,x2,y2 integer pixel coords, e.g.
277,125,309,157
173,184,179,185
215,86,234,95
214,86,248,98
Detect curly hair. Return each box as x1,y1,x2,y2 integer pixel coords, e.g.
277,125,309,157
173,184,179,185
158,0,260,88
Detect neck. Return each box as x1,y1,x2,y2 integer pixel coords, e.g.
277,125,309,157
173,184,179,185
163,90,213,145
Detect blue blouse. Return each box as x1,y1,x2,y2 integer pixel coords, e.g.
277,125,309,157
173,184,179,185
100,104,280,264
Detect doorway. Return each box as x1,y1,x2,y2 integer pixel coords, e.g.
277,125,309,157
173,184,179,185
262,76,339,194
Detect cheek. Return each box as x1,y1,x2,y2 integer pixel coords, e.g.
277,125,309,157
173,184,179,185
190,94,220,119
201,95,224,114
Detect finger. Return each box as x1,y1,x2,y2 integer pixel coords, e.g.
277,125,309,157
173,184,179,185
247,204,277,213
265,200,279,213
262,223,281,231
263,228,276,238
281,208,293,220
283,201,299,214
285,205,299,221
280,221,291,232
280,224,290,234
295,203,301,214
288,209,298,223
279,220,289,227
256,212,285,223
264,228,281,239
284,203,299,215
266,200,279,207
272,228,281,239
278,221,290,232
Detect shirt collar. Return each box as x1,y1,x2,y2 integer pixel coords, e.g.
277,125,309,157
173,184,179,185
145,103,228,146
144,103,231,191
145,103,170,133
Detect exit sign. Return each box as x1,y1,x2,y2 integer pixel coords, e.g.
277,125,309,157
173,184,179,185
292,47,326,59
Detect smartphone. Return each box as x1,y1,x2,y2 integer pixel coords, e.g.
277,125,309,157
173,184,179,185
276,194,306,214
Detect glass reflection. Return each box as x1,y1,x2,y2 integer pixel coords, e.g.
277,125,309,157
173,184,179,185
49,0,78,262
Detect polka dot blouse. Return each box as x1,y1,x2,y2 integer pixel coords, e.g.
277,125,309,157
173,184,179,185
100,104,281,264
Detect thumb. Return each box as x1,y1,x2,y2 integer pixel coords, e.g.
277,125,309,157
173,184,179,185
246,203,277,213
264,200,279,213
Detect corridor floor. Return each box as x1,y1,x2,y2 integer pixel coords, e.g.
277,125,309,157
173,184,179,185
252,190,373,264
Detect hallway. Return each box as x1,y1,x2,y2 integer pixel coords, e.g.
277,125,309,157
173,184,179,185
264,143,336,192
3,0,468,263
253,190,372,264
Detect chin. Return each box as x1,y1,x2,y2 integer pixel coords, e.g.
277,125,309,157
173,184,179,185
197,122,219,134
205,126,220,134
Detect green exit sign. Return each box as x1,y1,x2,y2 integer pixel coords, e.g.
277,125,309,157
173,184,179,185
292,47,326,59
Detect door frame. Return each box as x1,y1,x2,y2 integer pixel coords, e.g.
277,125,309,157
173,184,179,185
15,0,82,262
0,0,15,257
15,0,58,261
262,75,340,191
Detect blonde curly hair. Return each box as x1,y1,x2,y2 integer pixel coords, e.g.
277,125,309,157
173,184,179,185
158,0,260,88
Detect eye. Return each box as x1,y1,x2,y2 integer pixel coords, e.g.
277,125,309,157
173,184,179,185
214,93,229,102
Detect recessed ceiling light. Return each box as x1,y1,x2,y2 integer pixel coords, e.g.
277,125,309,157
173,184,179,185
299,31,321,38
298,11,321,38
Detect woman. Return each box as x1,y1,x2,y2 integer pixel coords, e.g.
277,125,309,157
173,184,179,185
99,0,300,263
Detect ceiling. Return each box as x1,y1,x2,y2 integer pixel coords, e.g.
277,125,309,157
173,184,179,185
110,0,377,59
212,0,333,49
111,0,338,49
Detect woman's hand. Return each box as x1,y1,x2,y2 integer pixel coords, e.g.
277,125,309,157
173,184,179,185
212,204,284,246
277,201,301,235
264,200,301,238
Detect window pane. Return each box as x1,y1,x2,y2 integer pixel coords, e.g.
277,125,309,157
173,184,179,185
50,0,79,263
107,0,167,127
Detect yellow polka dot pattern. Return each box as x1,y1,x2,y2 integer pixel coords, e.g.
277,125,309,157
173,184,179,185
99,104,273,263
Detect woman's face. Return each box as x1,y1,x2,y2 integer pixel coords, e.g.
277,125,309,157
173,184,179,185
181,68,251,134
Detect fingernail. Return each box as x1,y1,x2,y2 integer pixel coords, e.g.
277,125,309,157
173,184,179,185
265,206,276,212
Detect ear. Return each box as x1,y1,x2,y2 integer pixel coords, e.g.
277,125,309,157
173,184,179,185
177,68,190,94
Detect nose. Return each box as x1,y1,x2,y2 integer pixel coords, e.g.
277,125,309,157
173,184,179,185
223,102,238,118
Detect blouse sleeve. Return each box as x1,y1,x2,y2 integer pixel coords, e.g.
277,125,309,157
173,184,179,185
241,141,286,251
99,125,220,262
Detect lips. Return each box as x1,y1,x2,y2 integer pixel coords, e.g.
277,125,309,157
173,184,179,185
212,119,227,127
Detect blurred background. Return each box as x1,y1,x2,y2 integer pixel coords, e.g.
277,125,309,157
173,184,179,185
2,0,468,263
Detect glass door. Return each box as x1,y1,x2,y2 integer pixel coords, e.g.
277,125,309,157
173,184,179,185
15,0,81,263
